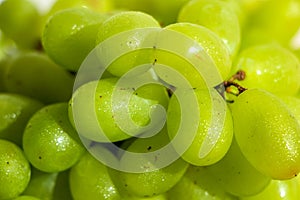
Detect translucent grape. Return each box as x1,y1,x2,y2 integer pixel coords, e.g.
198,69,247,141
164,22,232,82
0,139,31,199
230,88,300,179
68,78,158,142
23,103,85,173
3,52,75,104
167,88,233,166
241,0,300,49
203,137,271,196
69,150,121,200
42,7,108,71
0,93,43,146
234,43,300,96
0,0,41,49
96,11,161,45
109,128,189,197
178,0,241,58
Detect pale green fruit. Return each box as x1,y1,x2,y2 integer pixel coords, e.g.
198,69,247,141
167,88,233,166
0,93,43,146
230,88,300,179
109,128,189,198
0,139,31,199
203,137,271,196
164,22,232,86
42,7,108,71
234,44,300,96
0,0,41,49
3,52,75,104
69,151,121,200
69,78,159,142
178,0,241,58
23,103,85,173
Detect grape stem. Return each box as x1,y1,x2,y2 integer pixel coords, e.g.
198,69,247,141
214,70,247,103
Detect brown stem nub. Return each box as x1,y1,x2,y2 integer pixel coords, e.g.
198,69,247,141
223,81,247,95
228,70,246,82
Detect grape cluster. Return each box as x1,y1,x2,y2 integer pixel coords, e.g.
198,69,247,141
1,0,300,199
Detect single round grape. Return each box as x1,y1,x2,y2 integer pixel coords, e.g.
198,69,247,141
42,7,108,71
234,43,300,96
96,11,161,45
112,0,190,26
167,88,233,166
240,177,300,200
0,0,41,49
0,93,43,146
68,78,158,142
178,0,241,58
23,103,85,173
3,52,75,104
0,139,31,199
167,165,238,200
69,150,121,200
109,128,189,198
203,137,271,196
241,0,300,49
230,88,300,180
165,22,232,82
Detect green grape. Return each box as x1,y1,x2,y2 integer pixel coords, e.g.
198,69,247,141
109,128,189,198
203,137,271,196
95,11,160,77
23,103,85,173
42,7,108,72
178,0,241,58
0,93,43,146
234,43,300,96
241,0,300,49
68,78,159,142
164,22,232,83
0,0,41,49
69,149,121,200
240,177,300,200
0,139,31,199
280,96,300,124
12,196,41,200
3,52,75,104
167,88,233,166
112,0,190,26
96,11,160,44
22,167,58,200
230,88,300,180
167,165,238,200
